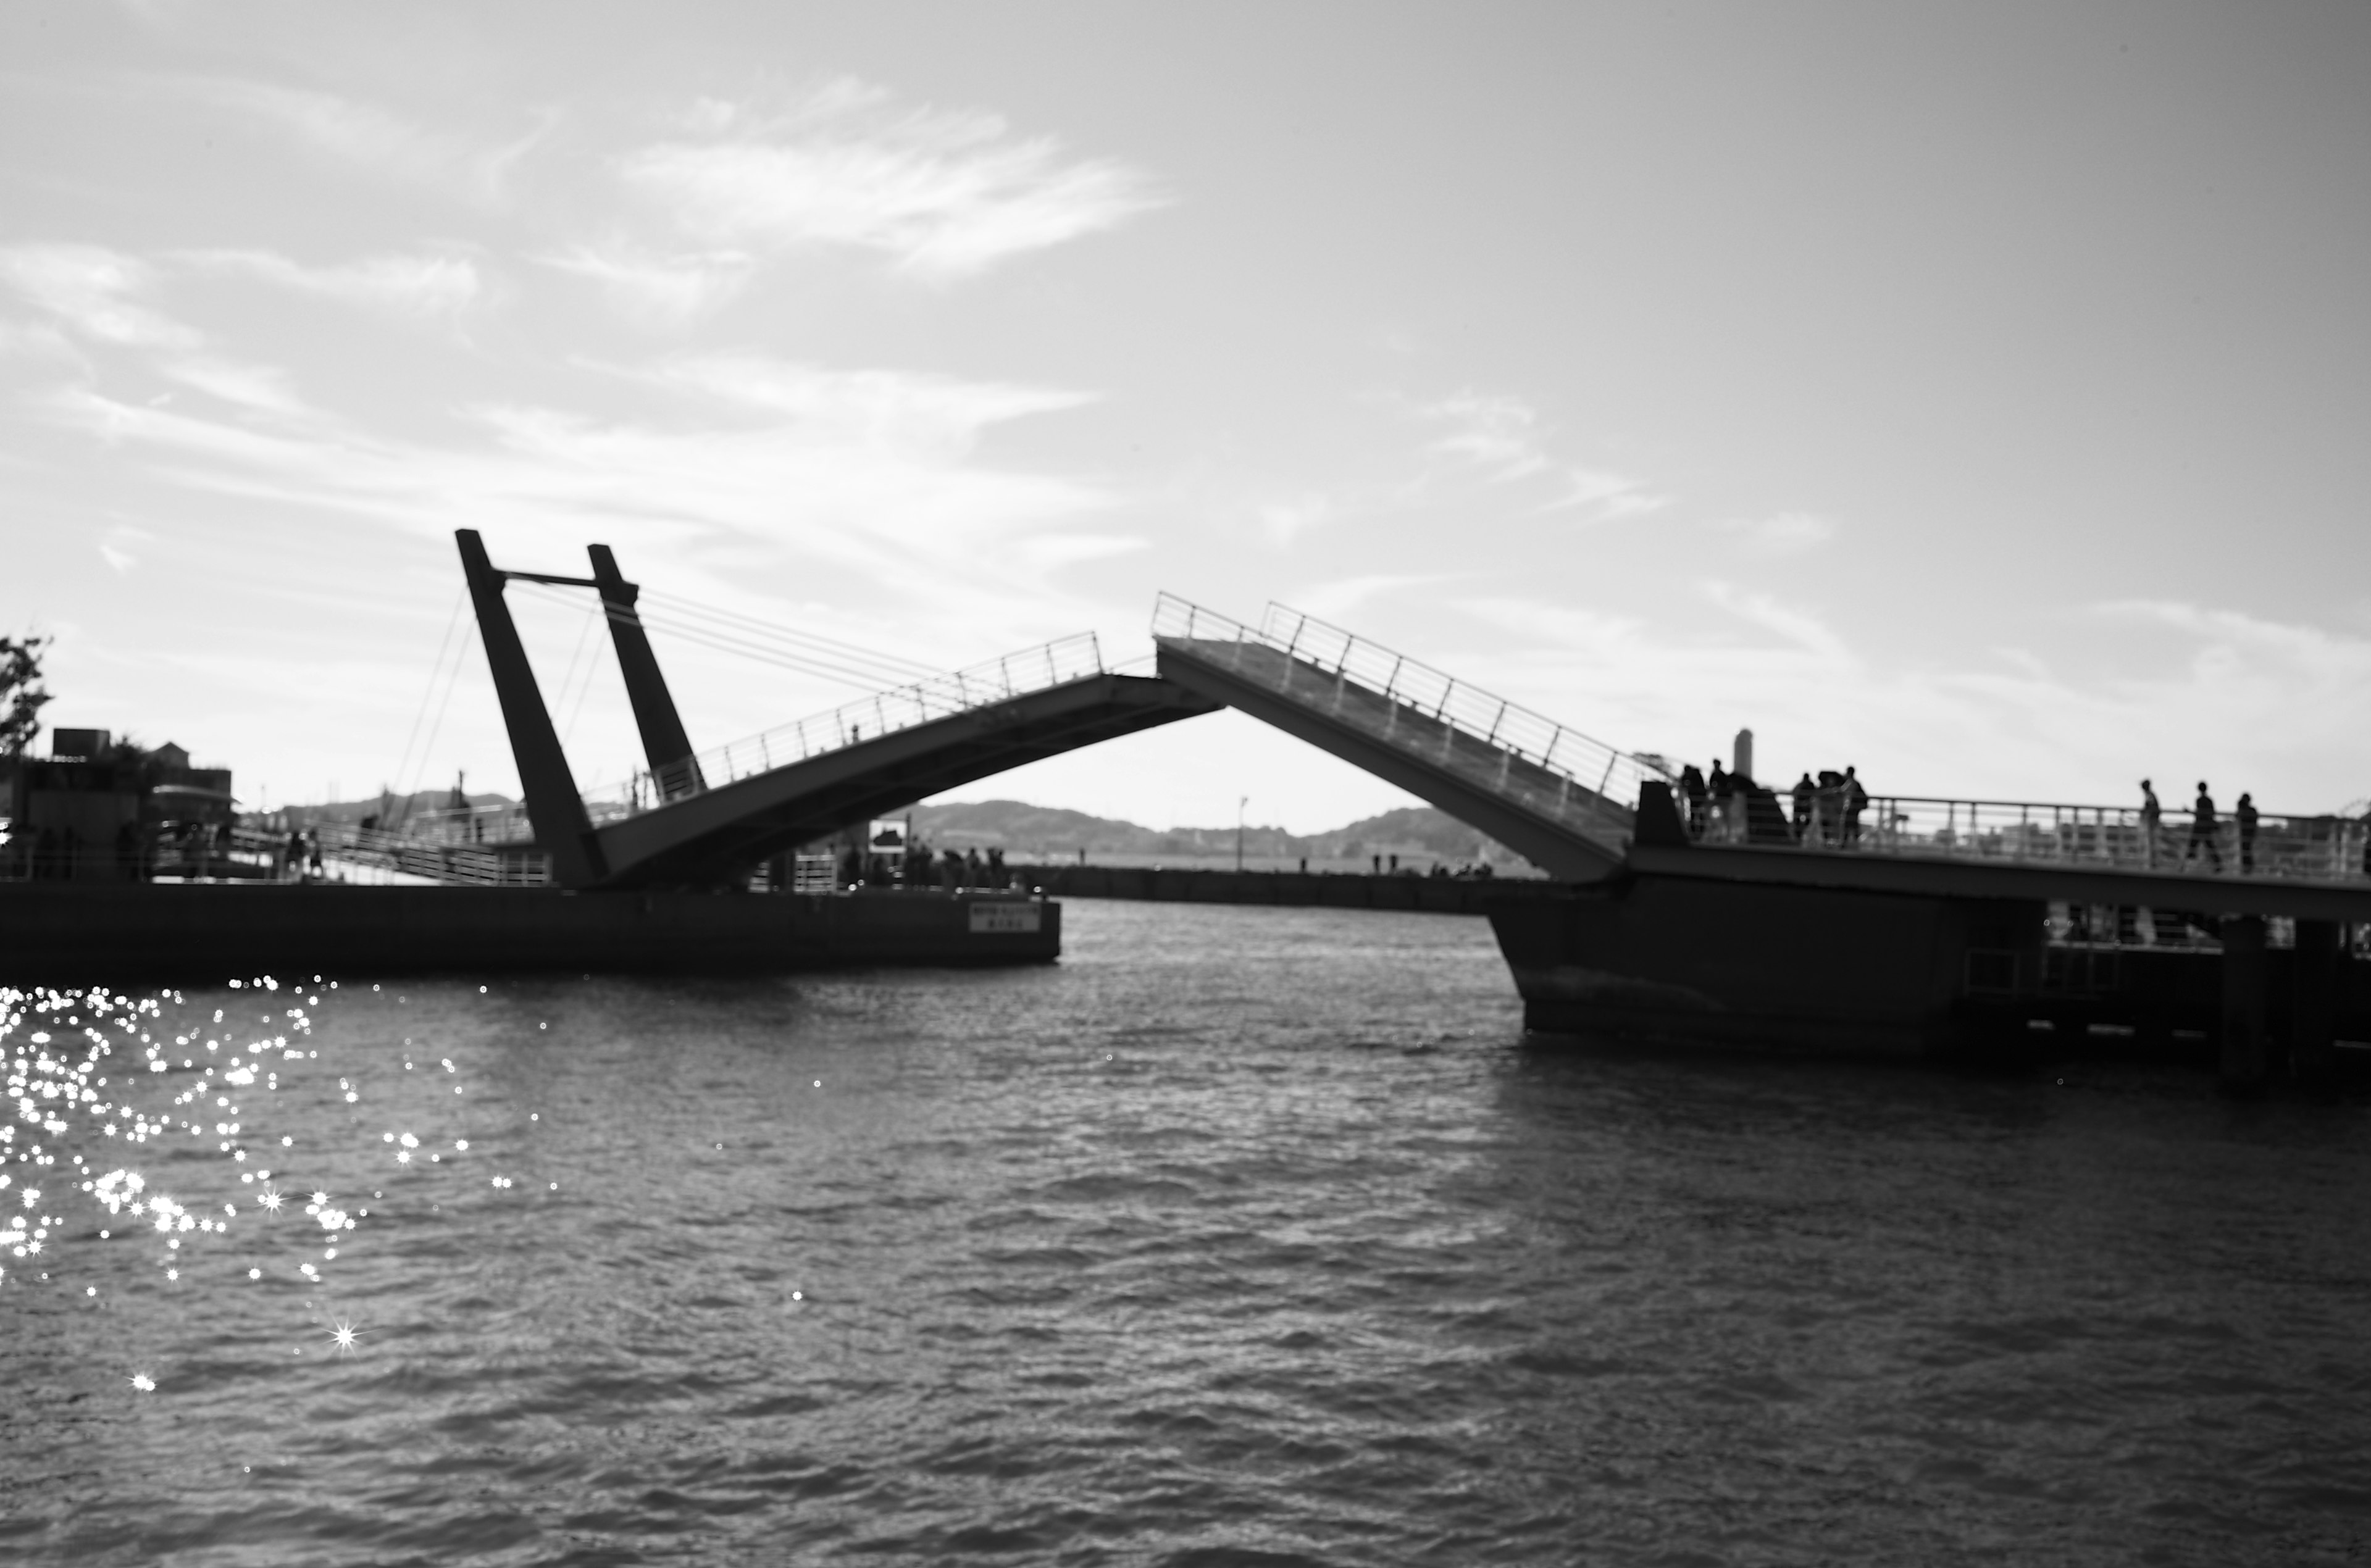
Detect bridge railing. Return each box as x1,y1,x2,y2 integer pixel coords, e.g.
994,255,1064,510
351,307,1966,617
1718,791,2369,884
1153,593,1673,840
592,630,1108,815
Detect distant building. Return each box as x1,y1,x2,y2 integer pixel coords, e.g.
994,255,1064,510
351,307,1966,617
2,729,236,880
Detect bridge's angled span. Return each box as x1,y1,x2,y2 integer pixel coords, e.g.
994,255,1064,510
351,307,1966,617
453,530,1218,890
587,665,1213,888
1152,594,1667,883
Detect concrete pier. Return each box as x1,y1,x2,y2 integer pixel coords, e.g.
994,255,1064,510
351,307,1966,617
0,883,1058,984
2218,914,2270,1091
2292,918,2343,1091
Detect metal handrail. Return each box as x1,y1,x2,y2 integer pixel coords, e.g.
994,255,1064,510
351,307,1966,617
590,630,1108,815
1152,592,1671,848
1692,786,2370,885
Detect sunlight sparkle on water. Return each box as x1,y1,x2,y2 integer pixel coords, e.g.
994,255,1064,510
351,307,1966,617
2,980,516,1399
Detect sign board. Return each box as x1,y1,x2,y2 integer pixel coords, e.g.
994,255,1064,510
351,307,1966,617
968,901,1042,935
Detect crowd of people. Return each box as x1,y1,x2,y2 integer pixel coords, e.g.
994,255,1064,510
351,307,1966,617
838,840,1024,892
1668,761,2352,878
1676,761,1868,848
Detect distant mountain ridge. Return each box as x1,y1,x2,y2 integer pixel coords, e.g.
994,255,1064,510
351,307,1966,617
901,799,1520,865
274,789,1522,868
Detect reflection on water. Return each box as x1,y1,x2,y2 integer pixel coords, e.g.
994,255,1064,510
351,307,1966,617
6,898,2370,1565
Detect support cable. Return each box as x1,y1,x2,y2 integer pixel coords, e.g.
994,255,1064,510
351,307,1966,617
561,630,610,748
387,589,466,827
400,620,476,827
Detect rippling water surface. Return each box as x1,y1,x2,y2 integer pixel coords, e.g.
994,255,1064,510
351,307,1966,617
8,899,2371,1565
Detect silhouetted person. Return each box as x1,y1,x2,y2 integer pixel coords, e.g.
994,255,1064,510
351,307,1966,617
1813,770,1844,845
1790,773,1815,844
964,847,983,888
286,829,304,880
1706,761,1730,841
2139,779,2162,869
2235,793,2259,874
1679,764,1708,840
1842,767,1868,848
307,830,324,877
2183,782,2221,872
1371,854,1381,875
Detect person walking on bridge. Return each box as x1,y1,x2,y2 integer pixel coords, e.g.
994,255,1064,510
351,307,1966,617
2139,780,2163,869
1842,767,1868,848
2183,782,2222,872
2235,793,2259,874
1790,773,1815,844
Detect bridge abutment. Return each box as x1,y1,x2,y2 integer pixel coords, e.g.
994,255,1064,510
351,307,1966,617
2218,915,2270,1092
2292,918,2342,1091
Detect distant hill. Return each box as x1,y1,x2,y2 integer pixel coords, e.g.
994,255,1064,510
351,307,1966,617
269,788,1524,869
902,799,1521,866
278,788,517,828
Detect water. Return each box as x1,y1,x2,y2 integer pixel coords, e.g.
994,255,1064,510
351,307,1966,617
6,899,2371,1565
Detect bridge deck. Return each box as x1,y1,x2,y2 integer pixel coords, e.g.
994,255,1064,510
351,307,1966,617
586,671,1216,888
1152,596,1664,883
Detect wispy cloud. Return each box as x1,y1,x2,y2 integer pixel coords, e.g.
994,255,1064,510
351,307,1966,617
621,80,1166,282
1416,390,1668,519
540,243,754,324
0,244,198,349
1715,511,1836,556
158,355,314,419
1455,589,2371,809
1255,493,1339,549
1290,573,1455,623
177,248,484,321
99,523,153,574
642,353,1094,456
177,79,547,204
1699,580,1852,661
21,340,1120,635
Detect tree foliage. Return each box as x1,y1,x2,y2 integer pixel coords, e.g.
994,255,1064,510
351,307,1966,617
2,634,51,759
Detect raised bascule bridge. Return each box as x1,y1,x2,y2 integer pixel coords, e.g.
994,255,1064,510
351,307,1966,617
17,527,2358,1083
356,532,2363,1085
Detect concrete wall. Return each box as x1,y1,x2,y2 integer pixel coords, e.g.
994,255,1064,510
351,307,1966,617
0,884,1058,983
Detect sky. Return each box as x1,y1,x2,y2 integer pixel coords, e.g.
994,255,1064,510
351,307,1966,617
2,1,2367,832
